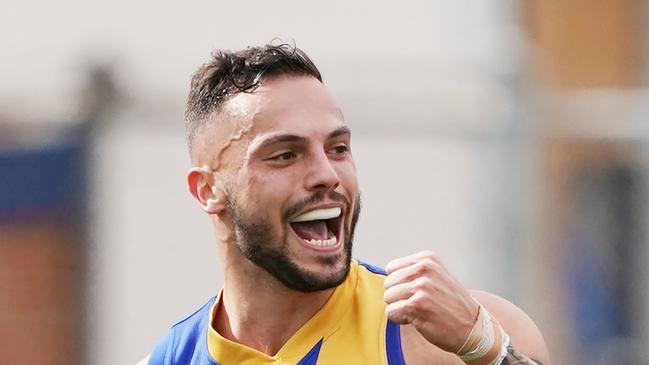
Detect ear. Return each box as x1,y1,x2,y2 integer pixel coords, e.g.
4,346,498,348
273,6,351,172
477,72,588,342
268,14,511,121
187,166,227,214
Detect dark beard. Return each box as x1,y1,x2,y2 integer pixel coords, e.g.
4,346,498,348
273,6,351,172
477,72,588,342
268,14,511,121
226,191,361,292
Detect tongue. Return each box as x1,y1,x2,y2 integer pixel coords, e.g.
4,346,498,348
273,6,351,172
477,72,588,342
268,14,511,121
291,220,330,240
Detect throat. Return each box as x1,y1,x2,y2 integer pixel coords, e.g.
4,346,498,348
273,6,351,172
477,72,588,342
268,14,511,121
215,285,334,355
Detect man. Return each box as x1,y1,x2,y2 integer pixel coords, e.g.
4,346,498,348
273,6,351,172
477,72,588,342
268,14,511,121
139,44,550,365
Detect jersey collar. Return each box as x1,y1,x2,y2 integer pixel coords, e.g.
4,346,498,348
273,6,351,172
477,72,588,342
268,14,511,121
206,260,360,365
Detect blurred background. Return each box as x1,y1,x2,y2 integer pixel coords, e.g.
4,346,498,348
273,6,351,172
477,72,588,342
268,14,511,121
1,1,648,364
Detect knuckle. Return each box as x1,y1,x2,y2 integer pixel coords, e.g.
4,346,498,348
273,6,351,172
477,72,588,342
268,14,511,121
423,257,437,268
402,299,416,314
415,258,436,274
406,292,428,311
414,276,431,290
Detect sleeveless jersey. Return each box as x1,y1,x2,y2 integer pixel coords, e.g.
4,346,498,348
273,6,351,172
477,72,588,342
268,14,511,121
148,260,406,365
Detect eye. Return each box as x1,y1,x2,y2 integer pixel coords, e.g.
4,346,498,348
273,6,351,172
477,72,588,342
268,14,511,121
267,150,297,162
328,143,350,157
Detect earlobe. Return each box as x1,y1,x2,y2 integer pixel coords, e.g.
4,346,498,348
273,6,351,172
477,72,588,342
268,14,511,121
187,166,227,214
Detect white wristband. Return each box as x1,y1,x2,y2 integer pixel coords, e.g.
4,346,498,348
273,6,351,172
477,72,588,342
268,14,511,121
458,305,511,365
459,307,496,361
486,326,510,365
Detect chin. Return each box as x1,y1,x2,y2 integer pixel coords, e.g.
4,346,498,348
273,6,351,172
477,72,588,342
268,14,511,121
279,247,352,293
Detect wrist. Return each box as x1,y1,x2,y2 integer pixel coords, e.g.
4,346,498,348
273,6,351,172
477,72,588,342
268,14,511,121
455,305,510,365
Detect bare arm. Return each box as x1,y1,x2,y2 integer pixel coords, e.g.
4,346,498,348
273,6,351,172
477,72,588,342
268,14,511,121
502,344,544,365
384,251,550,365
398,289,550,365
472,290,550,365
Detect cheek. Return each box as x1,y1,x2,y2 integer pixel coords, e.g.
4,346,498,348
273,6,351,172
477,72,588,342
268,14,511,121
238,175,266,210
241,169,297,209
246,160,304,188
337,163,359,193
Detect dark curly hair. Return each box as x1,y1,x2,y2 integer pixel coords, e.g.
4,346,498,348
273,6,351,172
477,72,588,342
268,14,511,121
185,43,322,151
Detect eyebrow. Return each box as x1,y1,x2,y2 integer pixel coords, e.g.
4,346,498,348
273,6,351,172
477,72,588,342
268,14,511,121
328,126,351,139
247,126,352,157
253,134,307,150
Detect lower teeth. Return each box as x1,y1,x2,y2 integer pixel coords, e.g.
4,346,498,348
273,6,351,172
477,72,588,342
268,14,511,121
306,236,336,247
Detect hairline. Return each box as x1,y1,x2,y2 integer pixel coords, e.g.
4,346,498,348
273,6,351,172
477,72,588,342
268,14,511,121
187,73,324,162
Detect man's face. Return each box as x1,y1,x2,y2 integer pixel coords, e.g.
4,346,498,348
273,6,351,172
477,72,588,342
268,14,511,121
213,76,360,292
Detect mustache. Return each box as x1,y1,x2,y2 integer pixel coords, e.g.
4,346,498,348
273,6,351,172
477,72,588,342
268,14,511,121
283,191,350,221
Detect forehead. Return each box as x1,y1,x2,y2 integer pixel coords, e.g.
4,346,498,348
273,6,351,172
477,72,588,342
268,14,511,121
228,76,345,139
193,76,346,170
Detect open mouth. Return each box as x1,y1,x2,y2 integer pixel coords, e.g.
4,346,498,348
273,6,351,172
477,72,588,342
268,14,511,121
289,207,343,249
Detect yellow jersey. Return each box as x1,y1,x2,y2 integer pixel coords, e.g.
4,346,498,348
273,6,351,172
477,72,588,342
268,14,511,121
148,260,405,365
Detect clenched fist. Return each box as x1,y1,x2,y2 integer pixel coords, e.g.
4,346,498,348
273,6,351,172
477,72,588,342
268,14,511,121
384,251,480,353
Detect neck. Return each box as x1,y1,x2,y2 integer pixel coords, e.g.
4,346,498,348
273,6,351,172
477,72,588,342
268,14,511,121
213,243,333,356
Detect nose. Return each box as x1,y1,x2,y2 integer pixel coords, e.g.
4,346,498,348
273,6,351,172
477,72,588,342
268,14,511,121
304,150,340,192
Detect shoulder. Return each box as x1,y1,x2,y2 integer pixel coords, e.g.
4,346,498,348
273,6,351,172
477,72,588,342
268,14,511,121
356,260,388,276
354,259,390,295
470,290,550,364
146,297,217,365
170,296,216,332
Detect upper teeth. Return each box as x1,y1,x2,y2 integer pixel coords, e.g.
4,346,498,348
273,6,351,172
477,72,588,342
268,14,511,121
291,207,341,222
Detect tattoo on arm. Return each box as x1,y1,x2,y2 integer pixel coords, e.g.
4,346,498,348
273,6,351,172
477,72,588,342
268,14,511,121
501,343,543,365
